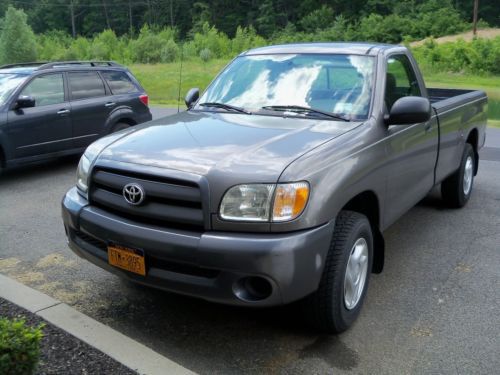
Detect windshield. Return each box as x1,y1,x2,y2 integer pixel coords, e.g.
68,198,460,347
196,54,375,120
0,73,29,106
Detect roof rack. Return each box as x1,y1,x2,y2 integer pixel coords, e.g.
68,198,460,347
0,62,48,69
37,61,123,70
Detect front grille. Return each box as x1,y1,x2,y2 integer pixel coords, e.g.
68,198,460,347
89,167,204,231
72,229,219,279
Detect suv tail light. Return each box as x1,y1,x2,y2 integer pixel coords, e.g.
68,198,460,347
139,94,149,107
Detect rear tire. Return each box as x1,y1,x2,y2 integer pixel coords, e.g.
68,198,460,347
110,122,130,133
303,210,373,333
441,143,475,208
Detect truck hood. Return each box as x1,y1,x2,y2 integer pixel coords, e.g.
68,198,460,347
98,111,360,180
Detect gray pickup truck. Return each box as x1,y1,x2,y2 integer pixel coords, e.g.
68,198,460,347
62,43,487,333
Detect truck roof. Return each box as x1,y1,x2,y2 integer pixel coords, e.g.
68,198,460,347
242,42,401,56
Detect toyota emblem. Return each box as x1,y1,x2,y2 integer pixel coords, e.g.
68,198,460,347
123,183,145,205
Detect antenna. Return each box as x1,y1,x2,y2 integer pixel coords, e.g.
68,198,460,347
177,44,184,113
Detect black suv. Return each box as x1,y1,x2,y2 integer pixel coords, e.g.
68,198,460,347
0,61,152,172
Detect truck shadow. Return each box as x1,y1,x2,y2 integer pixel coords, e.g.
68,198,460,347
0,156,79,185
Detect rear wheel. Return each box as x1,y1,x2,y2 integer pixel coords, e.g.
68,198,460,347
303,210,373,333
441,143,475,208
110,122,130,133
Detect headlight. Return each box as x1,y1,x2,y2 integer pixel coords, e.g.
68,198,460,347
76,154,91,194
219,182,310,222
220,184,275,221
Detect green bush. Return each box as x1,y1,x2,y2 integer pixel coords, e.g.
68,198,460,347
412,36,500,75
129,25,179,64
199,48,212,62
0,318,44,375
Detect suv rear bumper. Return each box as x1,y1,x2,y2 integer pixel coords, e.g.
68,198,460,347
62,187,334,307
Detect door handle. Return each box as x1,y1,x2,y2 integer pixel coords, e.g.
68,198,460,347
104,102,116,108
57,109,70,115
424,122,432,132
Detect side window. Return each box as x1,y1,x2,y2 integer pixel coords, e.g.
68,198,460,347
19,74,64,107
68,72,106,100
100,71,138,94
385,54,421,110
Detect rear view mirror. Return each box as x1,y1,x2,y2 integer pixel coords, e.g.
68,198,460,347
16,95,36,109
385,96,431,125
185,88,199,109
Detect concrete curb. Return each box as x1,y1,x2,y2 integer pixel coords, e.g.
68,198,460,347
0,273,194,375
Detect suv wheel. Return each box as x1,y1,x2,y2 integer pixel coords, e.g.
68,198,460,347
111,122,130,133
303,210,373,333
441,143,475,208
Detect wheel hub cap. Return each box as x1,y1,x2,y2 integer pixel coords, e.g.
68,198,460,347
344,238,369,310
463,156,473,195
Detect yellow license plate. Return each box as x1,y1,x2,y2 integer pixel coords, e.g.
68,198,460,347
108,244,146,276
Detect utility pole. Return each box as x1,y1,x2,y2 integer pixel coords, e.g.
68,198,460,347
170,0,174,28
70,1,76,38
129,0,133,32
102,0,111,30
472,0,479,36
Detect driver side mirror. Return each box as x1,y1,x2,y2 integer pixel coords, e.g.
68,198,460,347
184,88,199,109
16,95,36,109
385,96,431,125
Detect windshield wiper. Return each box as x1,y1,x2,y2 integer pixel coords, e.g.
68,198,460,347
199,102,251,114
261,105,350,121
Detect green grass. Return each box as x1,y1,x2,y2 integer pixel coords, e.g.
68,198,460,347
131,60,500,124
129,59,227,106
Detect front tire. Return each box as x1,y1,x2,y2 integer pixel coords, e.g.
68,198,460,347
110,122,131,133
441,143,475,208
303,210,373,333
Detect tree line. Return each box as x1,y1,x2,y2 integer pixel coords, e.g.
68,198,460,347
0,0,498,39
1,2,500,76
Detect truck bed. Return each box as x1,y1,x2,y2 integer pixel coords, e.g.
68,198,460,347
427,88,477,104
428,87,487,114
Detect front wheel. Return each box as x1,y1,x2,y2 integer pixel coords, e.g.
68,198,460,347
441,143,475,208
110,122,131,133
303,210,373,333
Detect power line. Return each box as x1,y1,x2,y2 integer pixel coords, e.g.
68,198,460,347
8,0,150,7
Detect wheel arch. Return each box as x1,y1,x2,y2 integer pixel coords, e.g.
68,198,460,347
340,190,384,274
466,128,479,175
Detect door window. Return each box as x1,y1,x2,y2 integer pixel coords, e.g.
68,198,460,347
385,54,421,110
100,71,138,94
69,72,106,100
19,74,64,107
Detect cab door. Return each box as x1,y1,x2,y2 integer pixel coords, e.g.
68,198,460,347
383,54,439,227
6,73,72,159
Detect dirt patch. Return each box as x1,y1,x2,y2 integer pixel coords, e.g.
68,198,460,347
411,28,500,47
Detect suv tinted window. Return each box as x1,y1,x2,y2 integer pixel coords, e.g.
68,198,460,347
69,72,106,100
19,74,64,107
101,71,138,94
385,54,421,110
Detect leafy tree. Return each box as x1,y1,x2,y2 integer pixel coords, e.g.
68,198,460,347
300,5,335,33
0,6,37,64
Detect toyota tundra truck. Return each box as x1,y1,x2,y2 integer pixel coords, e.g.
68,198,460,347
61,43,487,333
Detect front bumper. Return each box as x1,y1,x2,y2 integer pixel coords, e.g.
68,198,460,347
62,187,334,306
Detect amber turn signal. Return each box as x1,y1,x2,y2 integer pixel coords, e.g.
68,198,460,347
272,182,310,222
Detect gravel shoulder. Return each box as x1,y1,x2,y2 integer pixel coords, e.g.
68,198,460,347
0,298,136,375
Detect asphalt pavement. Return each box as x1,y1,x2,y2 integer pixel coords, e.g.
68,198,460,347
1,109,499,374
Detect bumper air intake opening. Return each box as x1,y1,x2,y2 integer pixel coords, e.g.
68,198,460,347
233,276,273,302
